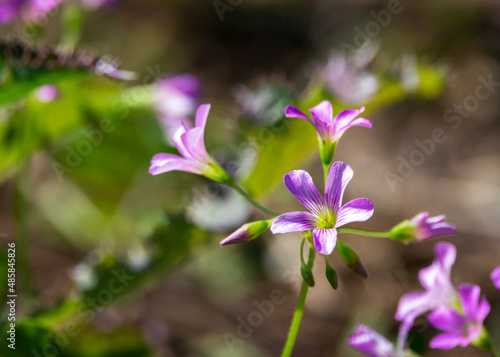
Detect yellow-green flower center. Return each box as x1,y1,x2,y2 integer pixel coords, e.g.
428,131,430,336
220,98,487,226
317,212,336,229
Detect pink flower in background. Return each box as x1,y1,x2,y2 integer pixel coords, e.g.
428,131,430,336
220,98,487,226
154,74,201,140
270,162,373,255
149,104,229,184
389,212,457,243
35,85,59,102
348,325,397,357
428,284,490,349
0,0,62,24
491,266,500,289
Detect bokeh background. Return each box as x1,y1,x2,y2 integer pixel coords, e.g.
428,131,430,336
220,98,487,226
1,0,500,356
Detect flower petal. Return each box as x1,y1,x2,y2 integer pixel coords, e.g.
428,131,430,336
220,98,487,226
283,170,327,216
309,100,333,125
491,266,500,289
458,284,490,323
149,153,204,175
428,307,467,335
195,103,211,129
429,333,470,349
325,161,353,213
285,105,313,124
333,107,365,128
419,242,456,291
180,127,210,162
335,198,374,227
395,291,434,321
336,117,372,139
172,125,194,159
348,325,396,357
270,211,316,234
312,228,337,255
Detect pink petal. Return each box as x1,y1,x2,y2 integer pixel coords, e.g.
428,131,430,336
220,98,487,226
491,266,500,289
333,107,365,128
312,228,337,255
335,198,374,227
428,307,467,335
180,127,210,162
458,284,490,323
348,324,396,357
285,105,312,124
325,161,353,213
172,126,194,159
195,103,211,129
429,333,470,349
395,291,433,321
149,153,204,175
270,211,316,234
283,170,327,216
309,100,333,125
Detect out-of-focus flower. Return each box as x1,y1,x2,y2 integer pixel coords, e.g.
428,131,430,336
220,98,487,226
0,0,63,24
154,74,201,139
285,100,371,165
395,242,458,349
322,52,379,104
389,212,457,243
35,84,59,102
348,325,397,357
220,219,273,246
149,104,230,184
270,162,373,255
428,284,490,349
491,266,500,289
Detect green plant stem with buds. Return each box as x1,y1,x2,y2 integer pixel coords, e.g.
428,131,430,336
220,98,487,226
228,179,279,216
337,227,392,238
281,233,316,357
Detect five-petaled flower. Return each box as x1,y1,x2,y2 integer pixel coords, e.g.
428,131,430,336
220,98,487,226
428,284,490,349
285,100,371,165
395,242,458,349
348,324,398,357
270,161,374,255
491,266,500,290
389,212,457,243
149,104,230,184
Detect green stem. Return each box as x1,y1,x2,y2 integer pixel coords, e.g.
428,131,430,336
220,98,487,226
281,236,316,357
336,227,392,238
228,180,279,216
474,327,500,357
322,162,330,188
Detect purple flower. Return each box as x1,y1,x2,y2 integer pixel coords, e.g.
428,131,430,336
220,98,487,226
348,325,396,357
0,0,62,24
35,84,59,102
395,242,458,348
491,266,500,290
220,219,273,246
285,101,371,165
270,162,374,255
390,212,457,243
428,284,490,349
149,104,230,184
154,74,201,139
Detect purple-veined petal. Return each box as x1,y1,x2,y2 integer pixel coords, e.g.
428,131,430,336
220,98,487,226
325,161,353,213
419,222,458,240
270,211,316,234
195,103,211,129
309,100,333,125
285,105,312,123
335,198,374,227
429,333,470,349
491,266,500,289
335,117,372,139
348,325,396,357
312,228,337,255
172,125,194,159
149,153,204,175
333,107,365,128
283,170,327,216
428,307,467,335
180,127,210,162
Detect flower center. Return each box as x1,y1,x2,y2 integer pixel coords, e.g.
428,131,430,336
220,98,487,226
317,212,336,229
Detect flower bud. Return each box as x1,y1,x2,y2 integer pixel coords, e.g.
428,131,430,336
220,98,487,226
389,212,457,243
219,219,273,246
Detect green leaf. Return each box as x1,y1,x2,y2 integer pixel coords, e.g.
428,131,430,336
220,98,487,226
337,241,369,279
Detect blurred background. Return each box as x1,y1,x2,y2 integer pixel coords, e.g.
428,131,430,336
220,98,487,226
0,0,500,356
